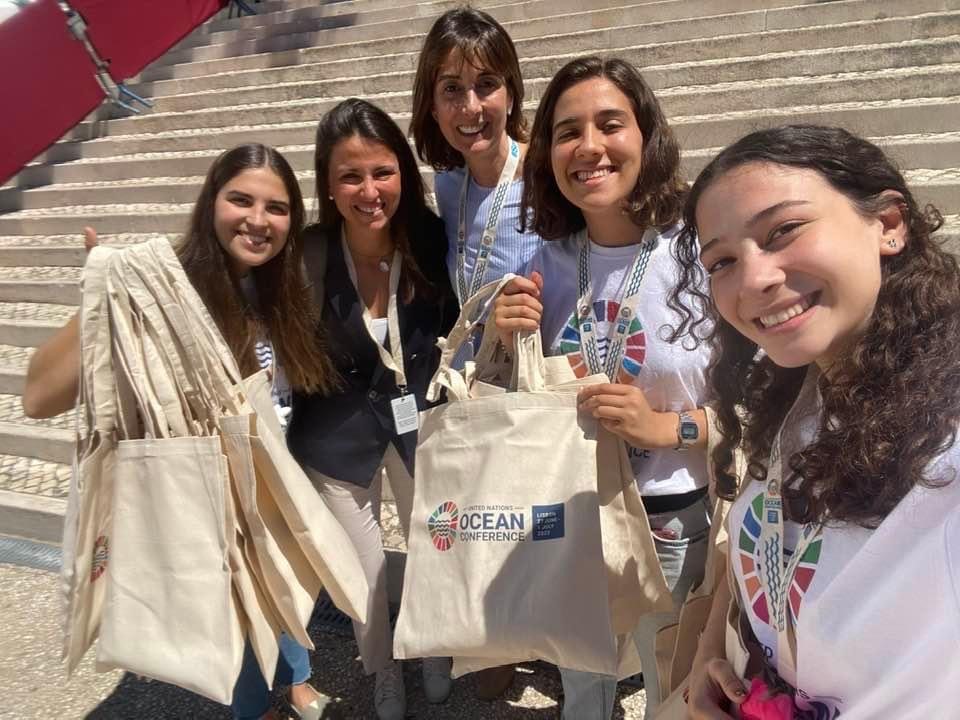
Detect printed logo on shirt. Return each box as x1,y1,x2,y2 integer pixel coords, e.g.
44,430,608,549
559,299,647,383
427,502,566,550
737,492,823,628
90,534,109,582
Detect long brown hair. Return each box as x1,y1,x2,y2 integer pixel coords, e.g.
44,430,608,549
671,125,960,527
521,56,686,240
410,7,528,171
176,143,338,394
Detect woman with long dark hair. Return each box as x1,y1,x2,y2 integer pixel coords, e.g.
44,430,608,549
286,98,457,720
24,143,337,720
673,125,960,718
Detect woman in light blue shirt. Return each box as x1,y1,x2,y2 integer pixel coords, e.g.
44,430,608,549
410,7,541,306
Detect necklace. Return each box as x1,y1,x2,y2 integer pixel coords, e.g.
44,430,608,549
346,244,394,273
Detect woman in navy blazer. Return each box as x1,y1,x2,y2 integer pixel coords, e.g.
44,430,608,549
286,99,457,720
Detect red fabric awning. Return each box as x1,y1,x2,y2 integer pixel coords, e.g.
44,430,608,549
69,0,227,80
0,0,105,185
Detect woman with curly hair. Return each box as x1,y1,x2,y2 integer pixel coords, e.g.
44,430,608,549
674,125,960,718
493,56,714,720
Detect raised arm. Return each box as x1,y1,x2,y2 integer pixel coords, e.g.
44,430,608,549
22,313,81,419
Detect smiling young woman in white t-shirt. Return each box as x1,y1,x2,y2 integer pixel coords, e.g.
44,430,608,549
673,125,960,719
493,56,714,720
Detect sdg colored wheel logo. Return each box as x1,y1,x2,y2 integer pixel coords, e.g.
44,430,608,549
428,501,459,551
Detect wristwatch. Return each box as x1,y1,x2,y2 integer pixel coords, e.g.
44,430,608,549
675,411,698,451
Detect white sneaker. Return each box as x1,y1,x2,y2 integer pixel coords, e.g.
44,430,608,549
421,656,452,704
374,661,406,720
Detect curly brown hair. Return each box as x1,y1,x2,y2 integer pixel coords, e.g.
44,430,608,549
520,56,686,240
670,125,960,527
410,7,528,171
177,143,338,395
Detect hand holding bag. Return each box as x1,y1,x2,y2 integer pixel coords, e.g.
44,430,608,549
396,276,632,676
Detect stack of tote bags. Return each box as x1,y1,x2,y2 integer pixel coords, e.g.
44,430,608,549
394,275,675,679
60,238,369,704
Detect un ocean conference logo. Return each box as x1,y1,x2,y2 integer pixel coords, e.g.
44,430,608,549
428,501,459,551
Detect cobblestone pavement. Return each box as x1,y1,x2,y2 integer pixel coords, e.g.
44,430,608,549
0,512,648,719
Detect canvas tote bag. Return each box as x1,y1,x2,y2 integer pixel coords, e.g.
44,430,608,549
76,239,367,701
395,276,630,676
125,238,369,627
438,302,671,680
62,245,123,673
92,253,244,703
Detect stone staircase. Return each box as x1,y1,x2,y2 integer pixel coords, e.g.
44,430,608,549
0,0,958,540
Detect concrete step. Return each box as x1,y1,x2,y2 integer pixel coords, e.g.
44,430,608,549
0,422,73,465
58,58,960,141
166,0,820,54
0,303,74,348
133,2,957,88
145,0,835,69
31,4,957,166
6,132,960,213
11,93,960,191
0,168,955,237
126,36,960,116
125,22,960,104
0,345,33,395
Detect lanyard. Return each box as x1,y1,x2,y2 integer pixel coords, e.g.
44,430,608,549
456,137,521,304
757,376,824,682
341,229,406,392
574,227,658,382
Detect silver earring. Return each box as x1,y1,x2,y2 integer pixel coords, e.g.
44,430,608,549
328,194,334,200
888,239,897,248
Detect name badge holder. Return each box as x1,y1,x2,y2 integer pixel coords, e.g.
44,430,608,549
342,231,418,435
456,137,521,304
574,227,658,381
756,373,824,684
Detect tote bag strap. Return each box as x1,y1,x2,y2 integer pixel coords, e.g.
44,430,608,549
429,273,552,401
123,242,231,427
79,246,119,438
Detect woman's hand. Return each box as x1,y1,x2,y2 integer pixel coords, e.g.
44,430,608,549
686,657,747,719
83,226,98,252
492,271,543,349
577,383,677,448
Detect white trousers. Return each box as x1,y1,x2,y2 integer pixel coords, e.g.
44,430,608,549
306,444,413,675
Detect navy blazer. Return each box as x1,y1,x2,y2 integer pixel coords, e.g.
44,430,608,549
287,219,458,487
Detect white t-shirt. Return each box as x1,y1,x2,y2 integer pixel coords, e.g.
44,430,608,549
729,415,960,718
528,225,711,496
370,317,389,347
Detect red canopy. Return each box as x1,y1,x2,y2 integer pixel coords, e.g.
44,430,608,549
0,0,104,185
1,0,228,186
70,0,227,80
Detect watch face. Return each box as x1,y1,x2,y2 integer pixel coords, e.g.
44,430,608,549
680,423,699,441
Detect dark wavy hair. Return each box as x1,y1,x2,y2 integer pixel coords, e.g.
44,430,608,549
176,143,338,394
671,124,960,527
312,97,442,302
410,7,528,170
520,56,686,240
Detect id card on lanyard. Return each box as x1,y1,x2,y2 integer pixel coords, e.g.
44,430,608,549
574,227,658,381
341,231,419,436
757,373,823,683
456,137,521,304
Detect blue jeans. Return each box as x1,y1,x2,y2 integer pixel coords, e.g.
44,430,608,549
559,493,712,720
231,634,311,720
